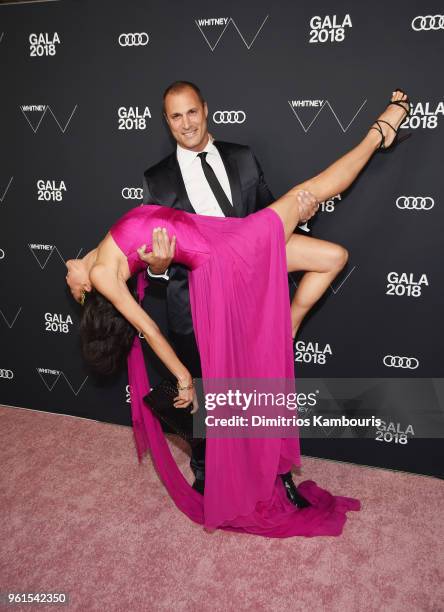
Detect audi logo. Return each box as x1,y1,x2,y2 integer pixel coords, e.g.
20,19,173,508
396,196,434,210
411,15,444,31
0,369,14,379
0,248,5,259
213,111,246,124
383,355,419,369
122,187,143,200
118,33,149,47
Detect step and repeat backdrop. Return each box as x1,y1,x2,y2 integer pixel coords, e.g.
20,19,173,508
1,0,443,477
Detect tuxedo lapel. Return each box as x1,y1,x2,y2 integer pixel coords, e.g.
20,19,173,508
213,141,244,217
166,154,196,214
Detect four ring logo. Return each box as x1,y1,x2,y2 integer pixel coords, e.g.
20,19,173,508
0,248,4,259
411,15,444,31
383,355,419,369
213,111,246,124
122,187,143,200
396,196,434,210
118,33,149,46
0,369,14,379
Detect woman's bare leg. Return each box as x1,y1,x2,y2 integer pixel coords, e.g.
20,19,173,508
269,90,410,241
285,234,348,338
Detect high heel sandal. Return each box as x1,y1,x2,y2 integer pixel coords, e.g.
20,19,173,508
369,89,412,152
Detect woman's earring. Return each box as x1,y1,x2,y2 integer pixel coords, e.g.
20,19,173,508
80,290,86,306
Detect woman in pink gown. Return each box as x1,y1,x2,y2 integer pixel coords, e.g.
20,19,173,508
66,90,411,537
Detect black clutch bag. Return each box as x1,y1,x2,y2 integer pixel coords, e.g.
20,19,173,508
143,379,200,447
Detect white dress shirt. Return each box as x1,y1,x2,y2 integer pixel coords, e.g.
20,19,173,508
176,137,234,216
147,136,234,280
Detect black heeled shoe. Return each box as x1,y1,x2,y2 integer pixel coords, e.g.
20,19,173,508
369,89,412,152
281,472,311,508
192,478,205,495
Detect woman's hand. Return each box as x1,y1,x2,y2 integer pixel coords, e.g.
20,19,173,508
174,375,194,409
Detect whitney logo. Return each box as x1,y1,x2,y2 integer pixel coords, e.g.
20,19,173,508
28,244,83,269
195,15,269,51
288,99,367,132
290,263,356,295
0,306,22,328
20,105,78,133
0,176,13,203
36,368,88,396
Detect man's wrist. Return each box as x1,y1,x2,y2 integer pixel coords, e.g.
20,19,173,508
147,265,169,280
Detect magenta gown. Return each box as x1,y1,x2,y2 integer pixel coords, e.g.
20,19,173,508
109,204,361,538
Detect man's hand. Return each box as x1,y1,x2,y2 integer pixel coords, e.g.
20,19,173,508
137,227,176,274
296,190,320,223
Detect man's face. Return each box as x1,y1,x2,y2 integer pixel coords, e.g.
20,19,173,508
164,87,209,152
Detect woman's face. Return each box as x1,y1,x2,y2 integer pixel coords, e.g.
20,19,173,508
65,259,88,302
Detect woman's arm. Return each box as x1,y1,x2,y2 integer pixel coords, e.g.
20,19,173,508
288,130,381,203
90,264,193,407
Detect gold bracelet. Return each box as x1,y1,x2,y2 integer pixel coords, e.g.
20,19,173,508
177,379,194,391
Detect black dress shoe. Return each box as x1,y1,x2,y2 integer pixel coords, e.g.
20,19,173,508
280,472,311,508
192,478,205,495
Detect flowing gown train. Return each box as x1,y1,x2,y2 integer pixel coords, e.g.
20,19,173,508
109,204,361,538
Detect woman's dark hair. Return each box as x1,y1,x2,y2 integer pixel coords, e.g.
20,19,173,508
79,289,137,376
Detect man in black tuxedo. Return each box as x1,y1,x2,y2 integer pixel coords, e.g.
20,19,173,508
141,81,315,507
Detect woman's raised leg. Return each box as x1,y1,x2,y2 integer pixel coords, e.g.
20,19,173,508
268,89,410,241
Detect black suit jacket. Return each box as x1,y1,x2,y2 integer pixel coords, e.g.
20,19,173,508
142,140,274,335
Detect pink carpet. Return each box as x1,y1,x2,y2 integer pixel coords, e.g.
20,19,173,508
1,405,443,611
